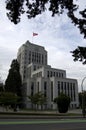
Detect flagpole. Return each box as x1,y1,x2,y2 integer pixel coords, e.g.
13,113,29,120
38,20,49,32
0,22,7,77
32,32,38,43
32,34,33,43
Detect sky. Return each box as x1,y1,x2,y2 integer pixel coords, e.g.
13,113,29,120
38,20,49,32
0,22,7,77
0,0,86,91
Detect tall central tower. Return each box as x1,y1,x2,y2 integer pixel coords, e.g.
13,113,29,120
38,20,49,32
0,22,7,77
17,40,47,81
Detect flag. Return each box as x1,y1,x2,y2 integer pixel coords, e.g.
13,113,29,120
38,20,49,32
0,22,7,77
33,32,38,36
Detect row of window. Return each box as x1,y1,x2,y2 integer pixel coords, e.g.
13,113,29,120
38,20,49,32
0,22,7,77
33,65,42,71
57,81,76,101
30,81,76,102
57,81,75,91
33,72,42,78
47,71,64,78
24,51,47,65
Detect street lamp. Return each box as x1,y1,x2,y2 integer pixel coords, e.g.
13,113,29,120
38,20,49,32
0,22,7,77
81,77,86,117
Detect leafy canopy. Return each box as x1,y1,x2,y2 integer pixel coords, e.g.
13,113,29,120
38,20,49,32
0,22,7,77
54,93,70,113
28,91,46,106
5,0,86,38
71,46,86,64
5,0,86,64
0,92,19,106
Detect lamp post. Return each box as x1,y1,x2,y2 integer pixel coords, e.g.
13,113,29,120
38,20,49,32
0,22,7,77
81,77,86,117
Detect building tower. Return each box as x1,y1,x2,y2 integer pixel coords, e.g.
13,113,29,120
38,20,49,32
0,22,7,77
17,40,47,81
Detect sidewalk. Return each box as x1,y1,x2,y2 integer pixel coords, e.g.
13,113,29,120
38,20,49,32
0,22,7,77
0,109,84,119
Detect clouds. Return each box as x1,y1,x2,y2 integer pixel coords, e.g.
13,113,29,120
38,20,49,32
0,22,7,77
0,1,86,91
0,46,16,80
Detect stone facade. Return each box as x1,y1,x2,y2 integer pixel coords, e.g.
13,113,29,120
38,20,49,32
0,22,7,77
17,41,79,109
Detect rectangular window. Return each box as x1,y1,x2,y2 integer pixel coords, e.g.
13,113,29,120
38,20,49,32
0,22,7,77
47,71,49,77
67,82,69,96
73,83,76,101
44,81,47,97
61,82,63,92
64,82,66,95
50,71,52,77
59,73,61,77
62,73,63,77
58,81,60,95
54,72,55,77
51,82,53,101
31,82,34,96
42,54,44,64
45,55,47,64
34,65,36,70
39,53,41,63
44,81,47,90
56,72,58,77
37,82,39,92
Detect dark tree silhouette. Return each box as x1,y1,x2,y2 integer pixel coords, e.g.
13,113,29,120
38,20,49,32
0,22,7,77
5,0,86,38
71,46,86,64
5,59,22,97
54,93,70,113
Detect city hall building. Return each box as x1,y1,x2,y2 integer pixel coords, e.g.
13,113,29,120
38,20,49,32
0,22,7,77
17,41,79,109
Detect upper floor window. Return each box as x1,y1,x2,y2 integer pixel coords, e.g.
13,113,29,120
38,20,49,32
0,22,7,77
50,71,52,77
44,81,47,90
47,71,49,77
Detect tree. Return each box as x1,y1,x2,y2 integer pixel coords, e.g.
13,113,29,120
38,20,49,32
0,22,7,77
71,46,86,65
28,92,46,110
0,92,19,111
54,93,70,113
5,59,22,97
0,83,4,92
5,0,86,39
79,91,86,108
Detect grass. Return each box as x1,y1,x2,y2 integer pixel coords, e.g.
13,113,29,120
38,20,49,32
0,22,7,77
0,110,82,116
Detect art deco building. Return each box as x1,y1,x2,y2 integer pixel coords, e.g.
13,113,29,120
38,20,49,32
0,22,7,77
17,41,79,109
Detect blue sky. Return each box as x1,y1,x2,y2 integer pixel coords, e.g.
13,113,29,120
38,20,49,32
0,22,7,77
0,0,86,91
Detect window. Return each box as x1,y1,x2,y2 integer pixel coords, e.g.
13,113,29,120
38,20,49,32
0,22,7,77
70,83,72,91
54,72,55,77
31,82,34,96
51,82,53,101
61,82,63,92
59,73,61,77
32,52,34,62
56,72,58,77
62,73,63,77
73,83,76,101
58,81,60,95
50,71,52,77
64,82,66,94
34,65,36,70
67,83,69,96
37,82,39,92
42,54,44,64
39,53,41,63
44,81,47,97
47,71,49,77
45,55,47,64
44,82,47,90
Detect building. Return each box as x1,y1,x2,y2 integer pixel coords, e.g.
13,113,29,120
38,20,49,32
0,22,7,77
17,40,79,109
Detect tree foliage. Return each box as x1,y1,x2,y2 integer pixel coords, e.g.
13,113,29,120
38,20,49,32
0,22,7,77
79,91,86,108
0,83,4,92
54,93,70,113
28,91,46,109
5,0,86,38
0,92,19,107
5,59,22,97
71,46,86,64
